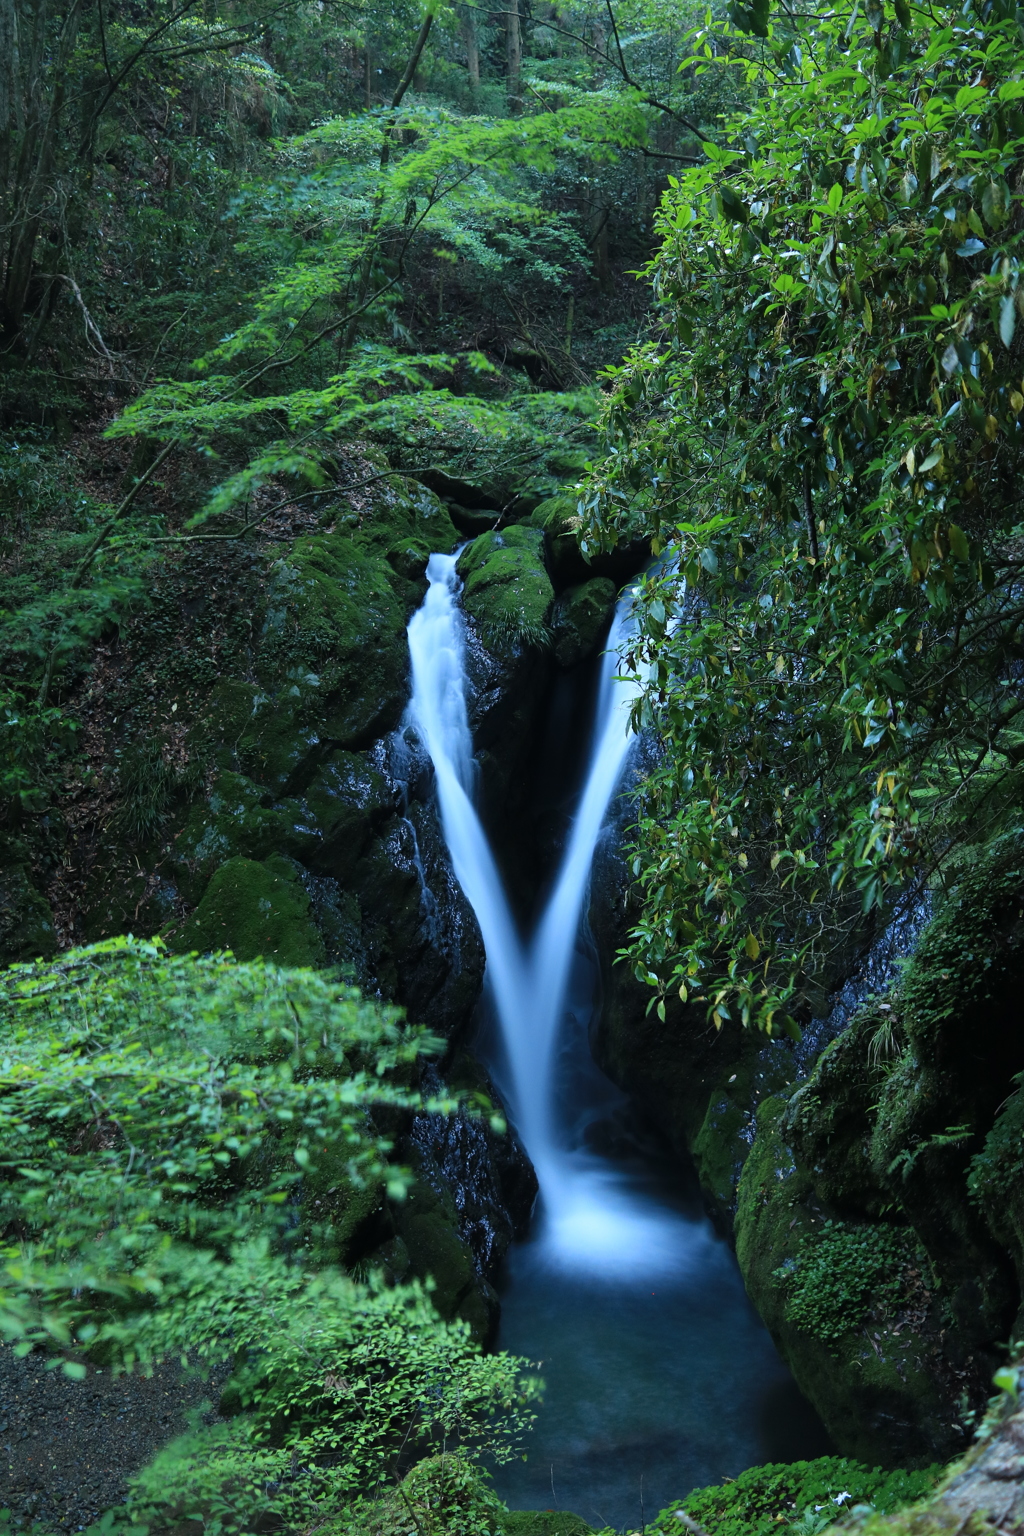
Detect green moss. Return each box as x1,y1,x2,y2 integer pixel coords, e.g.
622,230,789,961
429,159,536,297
691,1044,795,1218
968,1081,1024,1282
775,1220,925,1344
551,577,616,667
501,1514,593,1536
167,855,325,966
393,1172,496,1341
785,1010,898,1219
172,771,293,901
0,864,55,964
245,533,409,786
458,527,554,649
652,1457,940,1536
349,478,459,565
735,1096,954,1466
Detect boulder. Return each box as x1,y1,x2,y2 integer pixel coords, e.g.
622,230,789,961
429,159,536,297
550,577,616,667
458,526,554,650
167,854,325,966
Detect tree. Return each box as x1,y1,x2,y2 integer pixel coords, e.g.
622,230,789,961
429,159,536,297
580,0,1024,1035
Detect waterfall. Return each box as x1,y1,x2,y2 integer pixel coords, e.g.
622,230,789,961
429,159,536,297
408,552,698,1278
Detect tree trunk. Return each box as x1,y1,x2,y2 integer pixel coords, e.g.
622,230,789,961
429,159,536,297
506,0,521,116
589,203,612,292
461,5,479,98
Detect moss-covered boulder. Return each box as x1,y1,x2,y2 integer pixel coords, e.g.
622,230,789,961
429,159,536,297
865,834,1024,1319
0,863,56,964
302,751,396,880
171,771,297,902
458,527,554,649
167,854,325,965
735,1096,962,1467
550,577,616,667
392,1166,499,1342
224,533,410,792
350,478,459,574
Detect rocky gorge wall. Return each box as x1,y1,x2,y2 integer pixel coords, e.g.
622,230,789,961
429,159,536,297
9,460,1024,1479
0,464,629,1342
591,812,1024,1471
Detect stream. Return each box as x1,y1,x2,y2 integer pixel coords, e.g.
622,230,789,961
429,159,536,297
406,554,830,1530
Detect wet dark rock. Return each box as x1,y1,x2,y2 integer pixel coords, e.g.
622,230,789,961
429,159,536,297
409,1063,537,1277
0,863,56,964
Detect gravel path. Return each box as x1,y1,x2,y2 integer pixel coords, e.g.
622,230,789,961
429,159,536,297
0,1346,222,1532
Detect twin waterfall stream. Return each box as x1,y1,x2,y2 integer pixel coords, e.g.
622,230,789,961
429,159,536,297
405,553,822,1528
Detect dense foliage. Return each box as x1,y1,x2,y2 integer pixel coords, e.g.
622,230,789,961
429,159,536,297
0,940,536,1531
581,0,1024,1034
655,1457,941,1536
772,1220,925,1344
0,936,437,1353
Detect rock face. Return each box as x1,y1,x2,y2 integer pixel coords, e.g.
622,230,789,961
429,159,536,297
8,468,639,1354
592,817,1024,1468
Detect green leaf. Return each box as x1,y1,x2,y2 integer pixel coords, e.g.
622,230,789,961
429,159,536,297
983,180,1006,230
827,183,843,213
948,523,969,561
1000,294,1016,349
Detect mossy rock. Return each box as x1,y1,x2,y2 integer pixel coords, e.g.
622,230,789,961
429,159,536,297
735,1095,968,1468
0,864,56,964
246,533,409,787
501,1514,593,1536
302,751,395,880
167,855,325,966
860,837,1024,1330
171,772,293,902
350,478,460,565
784,1009,894,1220
652,1457,940,1536
970,1086,1024,1296
458,527,554,650
550,577,616,667
392,1168,498,1342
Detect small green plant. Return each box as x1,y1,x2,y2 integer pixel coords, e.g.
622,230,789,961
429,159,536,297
653,1457,941,1536
773,1221,924,1345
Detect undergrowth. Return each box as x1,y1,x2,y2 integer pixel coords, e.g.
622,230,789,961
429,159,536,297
653,1457,941,1536
773,1221,925,1344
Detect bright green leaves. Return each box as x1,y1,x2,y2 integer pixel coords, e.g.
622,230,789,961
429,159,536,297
580,0,1024,1035
0,938,448,1362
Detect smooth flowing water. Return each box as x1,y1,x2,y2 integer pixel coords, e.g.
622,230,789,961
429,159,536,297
406,553,827,1528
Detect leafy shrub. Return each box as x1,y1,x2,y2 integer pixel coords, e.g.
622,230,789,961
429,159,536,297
347,1454,507,1536
653,1457,940,1536
126,1273,536,1534
0,937,439,1354
0,939,538,1534
773,1221,924,1344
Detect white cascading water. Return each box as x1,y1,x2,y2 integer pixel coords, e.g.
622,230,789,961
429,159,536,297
407,551,699,1278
